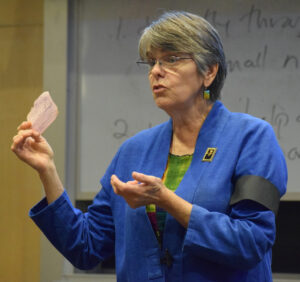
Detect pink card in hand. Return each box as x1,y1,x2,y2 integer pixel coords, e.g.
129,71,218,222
27,91,59,134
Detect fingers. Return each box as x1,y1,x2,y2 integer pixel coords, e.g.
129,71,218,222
17,121,32,131
110,175,122,194
12,120,38,151
127,180,139,185
111,172,165,209
110,174,120,186
11,129,41,152
132,171,160,185
110,175,140,194
17,129,41,143
111,172,161,189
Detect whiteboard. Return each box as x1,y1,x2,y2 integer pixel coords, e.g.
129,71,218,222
70,0,300,196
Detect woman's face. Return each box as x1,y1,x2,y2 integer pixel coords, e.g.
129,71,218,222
147,49,205,114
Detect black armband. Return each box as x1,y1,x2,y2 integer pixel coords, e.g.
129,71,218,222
230,175,280,215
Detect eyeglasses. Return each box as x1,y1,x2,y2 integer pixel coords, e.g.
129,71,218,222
136,55,193,71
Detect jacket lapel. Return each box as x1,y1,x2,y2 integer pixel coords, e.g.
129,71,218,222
163,101,230,249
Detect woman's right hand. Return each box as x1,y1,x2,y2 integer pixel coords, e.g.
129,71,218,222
11,121,55,174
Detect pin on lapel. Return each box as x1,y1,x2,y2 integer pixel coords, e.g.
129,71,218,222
202,148,217,162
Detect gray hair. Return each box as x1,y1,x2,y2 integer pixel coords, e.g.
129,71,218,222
138,11,227,101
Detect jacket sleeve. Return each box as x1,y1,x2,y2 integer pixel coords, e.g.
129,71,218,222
184,121,287,269
184,200,275,269
29,187,115,270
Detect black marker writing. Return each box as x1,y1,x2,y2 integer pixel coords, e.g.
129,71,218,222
227,45,268,72
113,119,128,139
204,9,230,37
288,147,300,161
240,5,300,34
283,55,299,69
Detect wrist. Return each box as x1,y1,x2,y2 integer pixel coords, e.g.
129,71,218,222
38,161,64,204
156,185,171,209
38,160,57,179
156,186,193,228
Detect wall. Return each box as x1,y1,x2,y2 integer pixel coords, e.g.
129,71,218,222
0,1,43,282
41,0,68,281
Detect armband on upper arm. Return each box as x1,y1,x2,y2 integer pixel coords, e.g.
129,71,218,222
230,175,280,215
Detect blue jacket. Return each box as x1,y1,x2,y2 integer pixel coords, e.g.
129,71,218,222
30,101,287,281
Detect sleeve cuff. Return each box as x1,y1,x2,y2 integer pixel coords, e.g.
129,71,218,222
185,204,207,247
29,189,69,219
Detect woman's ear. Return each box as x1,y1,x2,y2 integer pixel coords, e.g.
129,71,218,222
203,64,219,88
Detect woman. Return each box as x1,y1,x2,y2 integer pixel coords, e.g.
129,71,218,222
12,11,287,281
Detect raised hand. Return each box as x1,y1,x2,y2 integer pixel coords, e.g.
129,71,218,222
11,121,54,174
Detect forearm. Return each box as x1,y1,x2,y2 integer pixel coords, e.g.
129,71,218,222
38,161,64,204
157,187,192,228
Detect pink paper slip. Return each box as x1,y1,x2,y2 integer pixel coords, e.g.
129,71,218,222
27,91,58,134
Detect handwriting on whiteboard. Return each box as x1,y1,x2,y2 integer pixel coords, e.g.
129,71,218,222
110,5,300,74
112,99,300,162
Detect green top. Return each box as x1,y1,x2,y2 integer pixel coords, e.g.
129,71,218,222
163,153,193,192
146,153,193,247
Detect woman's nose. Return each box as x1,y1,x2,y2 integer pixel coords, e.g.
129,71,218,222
150,60,165,77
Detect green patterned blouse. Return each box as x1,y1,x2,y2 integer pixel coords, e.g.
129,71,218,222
146,153,193,247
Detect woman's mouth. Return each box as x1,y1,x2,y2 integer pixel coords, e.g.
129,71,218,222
153,84,166,94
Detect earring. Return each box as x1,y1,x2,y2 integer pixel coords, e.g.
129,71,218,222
204,89,210,100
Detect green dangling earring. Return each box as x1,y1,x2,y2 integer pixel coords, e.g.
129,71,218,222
204,89,210,100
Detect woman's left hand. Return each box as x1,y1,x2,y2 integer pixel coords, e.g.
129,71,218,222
110,172,165,208
111,171,192,228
